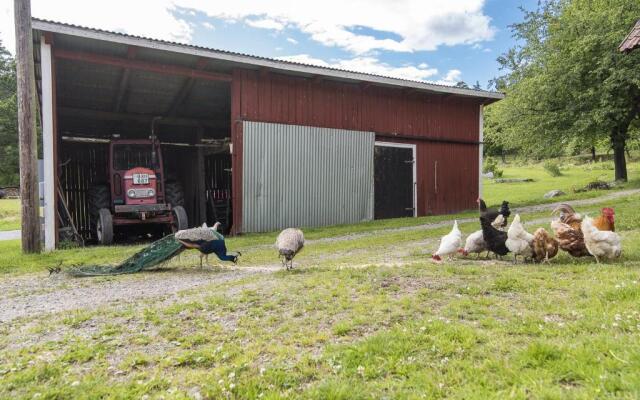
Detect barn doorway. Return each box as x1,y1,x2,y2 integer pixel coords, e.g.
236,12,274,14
43,32,234,243
374,142,416,219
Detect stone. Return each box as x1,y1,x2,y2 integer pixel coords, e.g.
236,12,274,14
543,190,565,199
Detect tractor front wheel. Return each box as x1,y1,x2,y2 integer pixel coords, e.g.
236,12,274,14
96,208,114,245
171,206,188,232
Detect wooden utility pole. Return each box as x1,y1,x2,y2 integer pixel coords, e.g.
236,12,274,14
14,0,41,253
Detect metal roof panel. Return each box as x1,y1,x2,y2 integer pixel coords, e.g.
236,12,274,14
33,18,504,101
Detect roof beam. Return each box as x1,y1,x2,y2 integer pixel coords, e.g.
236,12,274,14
167,57,208,117
113,46,137,112
53,48,232,81
58,106,223,128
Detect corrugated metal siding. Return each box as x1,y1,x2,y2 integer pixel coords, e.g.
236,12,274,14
242,121,374,232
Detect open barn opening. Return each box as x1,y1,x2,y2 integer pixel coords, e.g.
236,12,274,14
39,32,233,245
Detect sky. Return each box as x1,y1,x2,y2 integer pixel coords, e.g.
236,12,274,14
0,0,538,89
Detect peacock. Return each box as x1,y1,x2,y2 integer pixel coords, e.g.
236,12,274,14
276,228,304,270
67,222,240,276
175,222,241,267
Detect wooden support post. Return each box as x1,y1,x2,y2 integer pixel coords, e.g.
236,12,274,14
14,0,40,253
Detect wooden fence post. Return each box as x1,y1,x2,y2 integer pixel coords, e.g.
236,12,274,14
14,0,41,253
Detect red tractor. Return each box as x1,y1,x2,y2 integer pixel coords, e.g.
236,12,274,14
87,131,188,245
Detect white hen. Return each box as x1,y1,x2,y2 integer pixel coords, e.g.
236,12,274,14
432,220,462,262
581,216,622,263
506,214,534,263
460,230,486,258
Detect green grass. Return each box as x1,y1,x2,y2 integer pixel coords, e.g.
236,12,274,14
1,162,640,398
483,158,640,207
0,199,20,231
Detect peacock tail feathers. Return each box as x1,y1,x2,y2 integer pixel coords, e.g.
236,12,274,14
67,234,184,277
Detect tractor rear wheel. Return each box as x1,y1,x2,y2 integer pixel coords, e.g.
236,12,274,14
96,208,114,245
164,181,184,207
87,184,110,216
171,205,188,232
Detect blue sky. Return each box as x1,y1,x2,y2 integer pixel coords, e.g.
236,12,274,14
1,0,538,89
178,0,537,89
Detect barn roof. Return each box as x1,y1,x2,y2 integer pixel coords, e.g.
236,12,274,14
619,19,640,53
32,18,504,102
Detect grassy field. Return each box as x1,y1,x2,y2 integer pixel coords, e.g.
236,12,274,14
1,161,640,399
0,198,20,231
483,158,640,207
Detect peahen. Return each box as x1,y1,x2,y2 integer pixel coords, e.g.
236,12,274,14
175,222,241,267
276,228,304,270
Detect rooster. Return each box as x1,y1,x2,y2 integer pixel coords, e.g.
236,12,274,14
506,214,534,263
551,204,616,258
276,228,305,270
478,198,511,228
531,228,559,264
175,222,241,267
581,216,622,263
432,220,462,262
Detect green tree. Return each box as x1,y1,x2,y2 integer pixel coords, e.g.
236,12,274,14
0,39,18,186
489,0,640,180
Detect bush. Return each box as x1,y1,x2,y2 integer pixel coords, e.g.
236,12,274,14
543,161,562,177
483,157,504,178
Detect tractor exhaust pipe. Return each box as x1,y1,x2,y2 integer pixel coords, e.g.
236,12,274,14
150,116,162,167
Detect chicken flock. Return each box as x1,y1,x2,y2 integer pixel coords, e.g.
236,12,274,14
175,198,621,271
432,199,622,264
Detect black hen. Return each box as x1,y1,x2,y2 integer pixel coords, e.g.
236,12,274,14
479,215,510,256
477,198,510,228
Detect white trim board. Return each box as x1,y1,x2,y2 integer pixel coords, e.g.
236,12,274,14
40,40,56,251
374,141,417,217
478,104,484,198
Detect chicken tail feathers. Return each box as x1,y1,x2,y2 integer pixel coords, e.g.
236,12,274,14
552,203,576,217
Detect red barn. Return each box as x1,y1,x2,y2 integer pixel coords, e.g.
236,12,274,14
32,19,503,249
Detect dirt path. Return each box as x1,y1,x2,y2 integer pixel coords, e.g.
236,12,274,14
1,189,637,323
307,188,640,244
0,266,281,323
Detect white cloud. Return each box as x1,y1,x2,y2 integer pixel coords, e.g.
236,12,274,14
1,0,191,54
201,21,215,30
0,0,495,55
286,37,298,44
277,54,439,82
433,69,462,85
245,17,285,31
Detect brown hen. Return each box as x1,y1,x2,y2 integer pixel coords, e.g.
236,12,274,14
532,228,559,263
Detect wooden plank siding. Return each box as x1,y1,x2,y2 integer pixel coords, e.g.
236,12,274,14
230,68,483,232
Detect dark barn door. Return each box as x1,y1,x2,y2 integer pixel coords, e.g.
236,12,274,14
374,144,415,219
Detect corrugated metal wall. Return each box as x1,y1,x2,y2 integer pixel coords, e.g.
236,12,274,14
242,121,374,232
